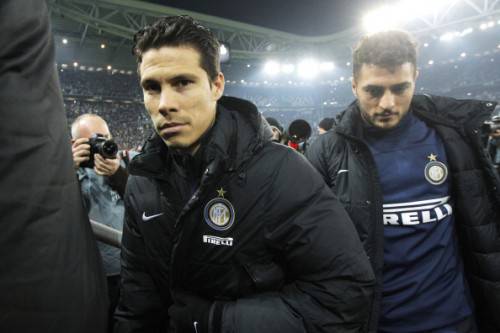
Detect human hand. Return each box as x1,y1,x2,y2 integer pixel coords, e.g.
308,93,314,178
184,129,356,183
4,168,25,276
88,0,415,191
71,138,90,169
94,153,120,176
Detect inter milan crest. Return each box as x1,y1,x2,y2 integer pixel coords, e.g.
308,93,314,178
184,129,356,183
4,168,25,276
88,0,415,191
203,187,235,231
424,153,448,185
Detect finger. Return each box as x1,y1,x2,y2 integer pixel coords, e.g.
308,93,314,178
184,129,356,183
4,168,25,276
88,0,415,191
74,149,91,158
94,167,105,176
73,144,91,154
72,138,89,148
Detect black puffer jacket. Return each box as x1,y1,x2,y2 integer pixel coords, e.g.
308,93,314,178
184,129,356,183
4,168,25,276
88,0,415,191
114,96,375,333
306,95,500,332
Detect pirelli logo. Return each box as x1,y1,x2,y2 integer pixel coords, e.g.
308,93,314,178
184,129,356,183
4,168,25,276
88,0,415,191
203,235,234,247
383,196,453,226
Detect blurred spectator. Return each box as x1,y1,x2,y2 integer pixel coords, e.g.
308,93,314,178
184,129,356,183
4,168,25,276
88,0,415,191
318,117,336,134
265,117,285,143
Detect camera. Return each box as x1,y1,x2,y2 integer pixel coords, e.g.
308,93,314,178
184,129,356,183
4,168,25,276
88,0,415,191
80,134,118,169
287,119,312,144
483,115,500,133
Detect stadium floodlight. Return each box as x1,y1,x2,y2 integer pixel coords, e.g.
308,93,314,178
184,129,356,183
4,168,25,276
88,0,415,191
320,61,335,72
346,62,351,66
461,27,474,35
107,65,112,70
363,0,457,33
340,76,345,81
440,32,458,41
101,43,106,49
73,62,78,67
263,60,281,76
428,60,434,65
281,63,295,74
460,52,467,57
424,43,429,47
219,43,230,63
297,59,319,79
62,38,68,44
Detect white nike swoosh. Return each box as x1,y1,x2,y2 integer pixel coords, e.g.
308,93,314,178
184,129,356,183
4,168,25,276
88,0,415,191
142,212,164,222
337,169,349,174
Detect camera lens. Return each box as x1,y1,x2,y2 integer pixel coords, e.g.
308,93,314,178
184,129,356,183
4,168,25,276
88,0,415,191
101,140,118,158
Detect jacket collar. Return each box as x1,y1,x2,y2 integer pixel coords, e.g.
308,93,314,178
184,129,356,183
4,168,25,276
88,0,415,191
336,94,497,140
129,96,272,180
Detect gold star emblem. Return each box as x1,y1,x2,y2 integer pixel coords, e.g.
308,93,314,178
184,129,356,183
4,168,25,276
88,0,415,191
427,153,438,161
216,187,226,198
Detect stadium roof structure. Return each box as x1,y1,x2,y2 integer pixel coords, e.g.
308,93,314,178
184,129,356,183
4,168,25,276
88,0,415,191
49,0,500,68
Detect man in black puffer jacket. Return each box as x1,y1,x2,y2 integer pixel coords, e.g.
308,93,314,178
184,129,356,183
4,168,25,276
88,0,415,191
307,31,500,333
114,15,375,333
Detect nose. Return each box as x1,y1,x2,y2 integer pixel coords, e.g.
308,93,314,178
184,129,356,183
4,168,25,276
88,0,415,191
379,90,396,110
158,87,179,117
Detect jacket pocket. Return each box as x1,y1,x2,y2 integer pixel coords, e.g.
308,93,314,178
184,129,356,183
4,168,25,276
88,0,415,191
243,260,285,293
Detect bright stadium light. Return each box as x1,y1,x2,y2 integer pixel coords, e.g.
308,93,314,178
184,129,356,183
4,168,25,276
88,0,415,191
219,43,230,63
297,59,320,79
428,60,434,65
100,43,106,49
62,38,68,44
439,28,473,42
363,0,456,33
320,61,335,72
460,52,467,57
107,65,112,70
73,62,78,67
462,27,474,35
281,63,295,74
263,60,281,76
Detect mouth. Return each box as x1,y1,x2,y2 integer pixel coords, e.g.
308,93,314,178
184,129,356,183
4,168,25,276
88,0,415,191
159,122,186,137
375,112,398,121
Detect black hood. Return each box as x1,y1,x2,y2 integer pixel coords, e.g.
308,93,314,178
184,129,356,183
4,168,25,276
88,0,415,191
129,96,273,180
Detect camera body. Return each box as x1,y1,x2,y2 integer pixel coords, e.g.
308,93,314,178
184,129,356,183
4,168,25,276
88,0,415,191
80,134,118,169
483,115,500,133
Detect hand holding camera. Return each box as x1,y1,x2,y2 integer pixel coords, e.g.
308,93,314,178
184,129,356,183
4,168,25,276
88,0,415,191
72,134,119,175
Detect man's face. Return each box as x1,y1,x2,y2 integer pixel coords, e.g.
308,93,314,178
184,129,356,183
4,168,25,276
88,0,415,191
73,117,111,140
139,46,224,154
352,62,417,129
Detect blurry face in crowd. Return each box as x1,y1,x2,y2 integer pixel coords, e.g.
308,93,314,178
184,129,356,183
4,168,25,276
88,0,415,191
72,116,111,140
352,62,417,129
139,46,224,155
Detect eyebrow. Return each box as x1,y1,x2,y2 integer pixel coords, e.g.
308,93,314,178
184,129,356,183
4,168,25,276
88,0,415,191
363,82,411,90
140,74,198,87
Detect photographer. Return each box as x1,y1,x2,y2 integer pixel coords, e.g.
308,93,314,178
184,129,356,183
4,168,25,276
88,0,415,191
71,113,131,332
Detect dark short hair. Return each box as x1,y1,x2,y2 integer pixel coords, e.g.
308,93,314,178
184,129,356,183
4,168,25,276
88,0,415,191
318,117,336,131
265,117,283,133
132,15,220,80
352,30,417,79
